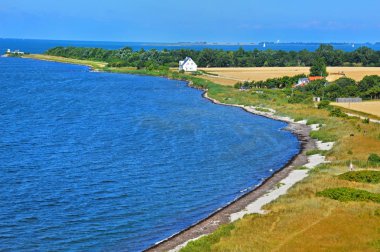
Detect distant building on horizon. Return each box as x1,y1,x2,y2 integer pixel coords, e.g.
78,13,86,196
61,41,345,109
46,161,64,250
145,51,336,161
179,57,197,72
6,49,25,55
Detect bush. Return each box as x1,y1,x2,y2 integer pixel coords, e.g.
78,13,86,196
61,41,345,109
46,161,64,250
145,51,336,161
181,223,235,252
255,107,271,113
317,100,331,109
362,118,370,124
317,187,380,203
107,61,129,67
310,130,337,142
191,71,203,76
309,163,331,173
338,171,380,184
329,108,348,118
288,93,311,104
234,82,243,89
368,153,380,166
306,149,327,156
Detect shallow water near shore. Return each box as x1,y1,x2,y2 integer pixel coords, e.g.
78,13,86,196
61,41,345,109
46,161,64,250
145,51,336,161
0,57,300,251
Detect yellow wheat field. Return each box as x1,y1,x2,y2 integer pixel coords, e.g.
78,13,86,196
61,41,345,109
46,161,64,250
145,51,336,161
198,67,380,86
332,101,380,117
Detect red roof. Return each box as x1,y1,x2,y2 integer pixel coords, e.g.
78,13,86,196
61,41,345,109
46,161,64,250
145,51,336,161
309,76,324,81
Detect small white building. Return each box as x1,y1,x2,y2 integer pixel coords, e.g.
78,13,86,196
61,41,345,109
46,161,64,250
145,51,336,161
313,97,321,102
13,50,24,55
179,57,197,72
295,78,310,87
6,49,24,55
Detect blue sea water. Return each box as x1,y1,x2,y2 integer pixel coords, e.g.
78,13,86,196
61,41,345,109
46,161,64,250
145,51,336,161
0,57,300,251
1,38,380,54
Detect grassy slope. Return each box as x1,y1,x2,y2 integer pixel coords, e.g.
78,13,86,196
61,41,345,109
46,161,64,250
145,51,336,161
23,55,380,251
183,90,380,251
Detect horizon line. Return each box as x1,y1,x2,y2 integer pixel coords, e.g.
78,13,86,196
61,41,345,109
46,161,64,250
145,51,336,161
1,37,379,45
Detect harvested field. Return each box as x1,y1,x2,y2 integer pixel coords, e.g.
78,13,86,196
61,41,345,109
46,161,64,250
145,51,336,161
198,67,380,86
332,101,380,117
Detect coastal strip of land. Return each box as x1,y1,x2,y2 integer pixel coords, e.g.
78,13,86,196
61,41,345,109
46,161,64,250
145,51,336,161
20,54,380,251
145,93,329,252
23,54,318,250
22,54,107,70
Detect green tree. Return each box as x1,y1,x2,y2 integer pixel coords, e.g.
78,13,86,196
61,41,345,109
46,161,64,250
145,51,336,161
366,86,380,99
310,58,328,77
359,75,380,93
305,79,326,96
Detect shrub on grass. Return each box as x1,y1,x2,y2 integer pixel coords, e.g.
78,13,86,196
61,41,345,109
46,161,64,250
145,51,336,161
375,209,380,216
338,171,380,184
180,223,235,252
317,100,331,109
316,187,380,203
310,130,337,142
306,149,327,156
329,108,348,118
368,153,380,166
306,117,322,125
255,107,271,113
288,93,311,104
362,118,370,124
234,82,243,89
309,163,331,173
296,166,309,170
370,240,380,250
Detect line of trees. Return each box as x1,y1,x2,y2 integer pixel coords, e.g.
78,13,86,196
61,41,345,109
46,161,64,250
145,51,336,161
45,44,380,68
299,75,380,100
236,75,380,100
234,75,307,89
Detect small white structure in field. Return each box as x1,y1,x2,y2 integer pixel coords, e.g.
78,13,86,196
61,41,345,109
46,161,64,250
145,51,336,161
179,57,197,72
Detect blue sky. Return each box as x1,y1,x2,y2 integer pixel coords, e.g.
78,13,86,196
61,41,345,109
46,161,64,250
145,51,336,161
1,0,380,42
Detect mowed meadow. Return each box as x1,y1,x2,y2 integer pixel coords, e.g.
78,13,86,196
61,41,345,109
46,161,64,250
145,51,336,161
198,67,380,86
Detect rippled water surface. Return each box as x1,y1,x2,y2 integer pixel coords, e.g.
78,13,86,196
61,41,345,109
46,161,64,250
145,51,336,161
0,58,300,251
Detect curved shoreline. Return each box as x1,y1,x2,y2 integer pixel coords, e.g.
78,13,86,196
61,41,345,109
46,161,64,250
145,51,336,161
20,56,317,252
143,86,317,252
